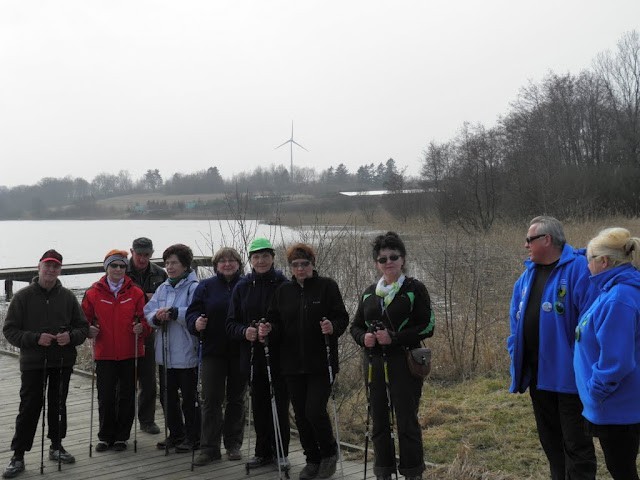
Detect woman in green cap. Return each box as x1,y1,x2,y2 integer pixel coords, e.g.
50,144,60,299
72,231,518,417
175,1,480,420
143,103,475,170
225,238,290,471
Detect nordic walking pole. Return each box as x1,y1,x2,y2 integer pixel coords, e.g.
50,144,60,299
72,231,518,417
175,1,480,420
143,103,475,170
134,316,140,453
322,317,344,479
260,318,288,479
40,350,48,475
89,320,98,458
162,320,170,456
363,325,375,480
381,342,399,480
245,321,257,476
191,316,205,472
57,326,67,472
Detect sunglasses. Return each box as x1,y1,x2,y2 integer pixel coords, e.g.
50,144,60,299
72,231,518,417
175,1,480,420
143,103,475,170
290,260,311,268
109,263,127,269
377,255,401,264
525,233,547,245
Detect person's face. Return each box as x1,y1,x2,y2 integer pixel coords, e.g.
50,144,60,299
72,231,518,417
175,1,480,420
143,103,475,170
164,254,187,279
217,256,240,278
250,251,274,274
131,249,152,270
525,224,550,264
375,248,404,282
38,260,62,286
289,257,313,283
106,260,127,282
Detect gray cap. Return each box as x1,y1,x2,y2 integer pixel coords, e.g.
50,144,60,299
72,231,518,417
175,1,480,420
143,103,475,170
132,237,154,254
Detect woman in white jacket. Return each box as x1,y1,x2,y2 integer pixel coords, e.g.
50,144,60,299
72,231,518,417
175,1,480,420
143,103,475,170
144,244,200,453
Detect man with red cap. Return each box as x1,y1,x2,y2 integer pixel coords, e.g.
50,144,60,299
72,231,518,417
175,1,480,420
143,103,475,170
2,250,89,478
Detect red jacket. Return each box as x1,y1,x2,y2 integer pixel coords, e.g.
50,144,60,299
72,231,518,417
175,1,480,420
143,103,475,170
82,275,149,361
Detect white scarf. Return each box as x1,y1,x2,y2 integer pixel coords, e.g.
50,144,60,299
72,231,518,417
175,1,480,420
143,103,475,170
375,274,405,309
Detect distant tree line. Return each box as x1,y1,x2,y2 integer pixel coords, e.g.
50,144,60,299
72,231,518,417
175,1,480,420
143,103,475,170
0,154,409,218
421,31,640,231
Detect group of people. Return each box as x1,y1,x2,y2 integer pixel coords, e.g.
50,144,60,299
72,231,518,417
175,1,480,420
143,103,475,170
509,216,640,480
2,231,434,480
4,215,638,480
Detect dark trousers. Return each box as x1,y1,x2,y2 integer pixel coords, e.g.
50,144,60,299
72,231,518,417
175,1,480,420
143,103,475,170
591,423,640,480
366,351,425,478
159,366,201,443
286,373,336,464
251,367,290,459
200,355,247,456
96,359,136,444
11,366,72,454
529,386,596,480
137,332,157,425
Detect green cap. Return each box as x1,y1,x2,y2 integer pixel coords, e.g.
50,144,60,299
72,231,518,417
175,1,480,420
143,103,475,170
248,237,274,254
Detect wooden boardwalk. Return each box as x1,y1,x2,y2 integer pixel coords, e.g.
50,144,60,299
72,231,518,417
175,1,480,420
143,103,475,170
0,353,372,480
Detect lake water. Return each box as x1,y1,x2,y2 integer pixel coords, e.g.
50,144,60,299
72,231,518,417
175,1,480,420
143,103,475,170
0,219,295,294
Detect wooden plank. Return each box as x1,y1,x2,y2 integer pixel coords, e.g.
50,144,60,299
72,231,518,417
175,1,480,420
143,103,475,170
0,353,374,479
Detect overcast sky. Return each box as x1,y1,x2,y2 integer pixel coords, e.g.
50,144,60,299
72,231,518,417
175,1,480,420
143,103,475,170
1,1,638,188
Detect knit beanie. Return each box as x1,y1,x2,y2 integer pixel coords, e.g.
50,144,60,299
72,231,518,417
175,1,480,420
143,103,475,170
103,249,129,270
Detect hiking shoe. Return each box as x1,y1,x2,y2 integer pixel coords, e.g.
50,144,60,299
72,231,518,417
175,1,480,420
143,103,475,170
113,441,127,452
2,457,24,479
246,456,273,468
49,446,76,464
375,476,391,480
175,440,199,453
95,441,110,452
317,455,337,478
405,476,422,480
299,462,320,480
193,451,221,466
226,447,242,460
156,437,183,450
275,456,290,469
140,422,160,434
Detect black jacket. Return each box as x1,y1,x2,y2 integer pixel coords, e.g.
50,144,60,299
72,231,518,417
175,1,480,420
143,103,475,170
186,271,242,358
225,267,288,375
268,271,349,375
3,278,89,371
350,277,434,356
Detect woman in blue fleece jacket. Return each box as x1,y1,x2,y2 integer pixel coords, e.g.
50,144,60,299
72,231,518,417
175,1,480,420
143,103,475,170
574,227,640,480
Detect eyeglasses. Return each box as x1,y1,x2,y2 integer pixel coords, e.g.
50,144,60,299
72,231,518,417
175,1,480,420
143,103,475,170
377,255,401,264
525,233,547,245
290,260,311,269
109,263,127,269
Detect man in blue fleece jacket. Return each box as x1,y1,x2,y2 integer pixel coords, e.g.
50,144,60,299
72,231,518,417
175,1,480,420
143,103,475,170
508,216,596,480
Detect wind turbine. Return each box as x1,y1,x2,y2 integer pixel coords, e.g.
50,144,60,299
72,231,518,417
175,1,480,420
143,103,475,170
275,121,308,182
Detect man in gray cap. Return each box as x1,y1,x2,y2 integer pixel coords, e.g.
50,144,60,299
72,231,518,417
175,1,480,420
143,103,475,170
127,237,167,435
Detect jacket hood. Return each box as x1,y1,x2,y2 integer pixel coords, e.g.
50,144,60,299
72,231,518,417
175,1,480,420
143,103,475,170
590,263,640,293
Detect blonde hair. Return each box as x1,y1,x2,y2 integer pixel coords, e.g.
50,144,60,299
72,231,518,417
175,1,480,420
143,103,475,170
587,227,640,269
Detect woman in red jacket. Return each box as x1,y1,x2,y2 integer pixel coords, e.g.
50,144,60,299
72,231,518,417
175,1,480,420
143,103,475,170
83,249,149,453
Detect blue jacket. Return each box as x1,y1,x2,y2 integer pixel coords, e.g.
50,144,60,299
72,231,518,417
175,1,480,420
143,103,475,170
186,271,242,358
144,270,199,369
573,263,640,425
508,244,592,394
